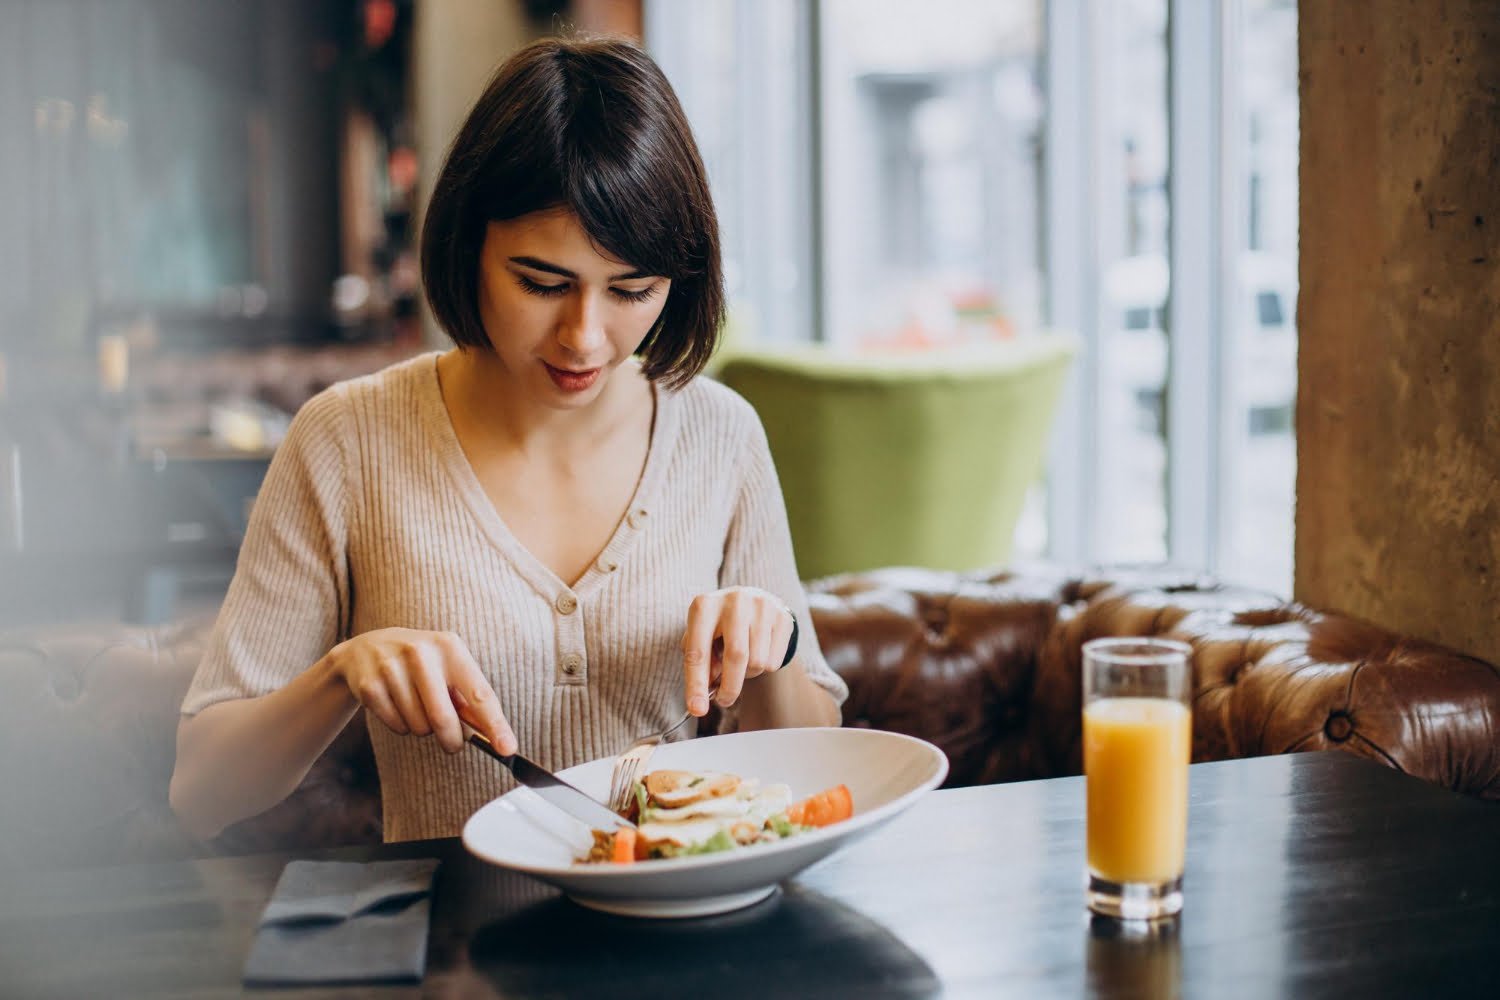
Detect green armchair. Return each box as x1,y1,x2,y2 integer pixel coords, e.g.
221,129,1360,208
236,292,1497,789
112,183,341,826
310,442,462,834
716,336,1077,579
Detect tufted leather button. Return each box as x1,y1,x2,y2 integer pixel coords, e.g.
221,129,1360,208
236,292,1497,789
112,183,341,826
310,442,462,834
627,508,649,530
555,592,578,615
922,611,950,643
562,653,583,676
1324,710,1354,742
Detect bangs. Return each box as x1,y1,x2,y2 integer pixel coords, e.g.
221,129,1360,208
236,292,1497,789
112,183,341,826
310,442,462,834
565,149,707,282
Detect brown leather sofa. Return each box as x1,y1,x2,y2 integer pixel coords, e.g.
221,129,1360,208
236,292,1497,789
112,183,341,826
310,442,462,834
3,565,1497,871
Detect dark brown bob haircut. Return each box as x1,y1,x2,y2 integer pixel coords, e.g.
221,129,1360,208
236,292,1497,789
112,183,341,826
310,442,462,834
420,37,724,388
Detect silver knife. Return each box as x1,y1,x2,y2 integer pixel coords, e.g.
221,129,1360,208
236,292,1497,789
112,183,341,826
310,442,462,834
467,729,637,831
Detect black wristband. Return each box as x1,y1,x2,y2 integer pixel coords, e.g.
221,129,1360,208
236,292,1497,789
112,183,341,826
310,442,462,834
780,611,799,668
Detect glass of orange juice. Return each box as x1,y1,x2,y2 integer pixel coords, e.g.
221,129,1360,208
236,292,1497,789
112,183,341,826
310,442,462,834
1082,637,1192,920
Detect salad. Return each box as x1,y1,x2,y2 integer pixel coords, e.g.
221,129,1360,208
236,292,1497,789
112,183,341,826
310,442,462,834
582,769,854,864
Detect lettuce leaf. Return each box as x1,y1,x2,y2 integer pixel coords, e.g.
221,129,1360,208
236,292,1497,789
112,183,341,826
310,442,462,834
768,813,812,838
634,781,652,822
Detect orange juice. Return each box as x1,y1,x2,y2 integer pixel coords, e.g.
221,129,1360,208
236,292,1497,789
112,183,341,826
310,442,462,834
1084,697,1191,883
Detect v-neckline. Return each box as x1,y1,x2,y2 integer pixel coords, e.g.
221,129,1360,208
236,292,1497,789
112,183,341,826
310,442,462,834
416,353,680,602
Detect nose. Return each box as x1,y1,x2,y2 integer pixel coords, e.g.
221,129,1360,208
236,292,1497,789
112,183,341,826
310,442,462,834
555,288,608,359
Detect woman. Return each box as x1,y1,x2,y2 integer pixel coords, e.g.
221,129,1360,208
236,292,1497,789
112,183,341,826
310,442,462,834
169,37,845,843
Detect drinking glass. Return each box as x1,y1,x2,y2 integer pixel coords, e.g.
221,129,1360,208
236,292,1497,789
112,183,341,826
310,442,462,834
1082,637,1192,920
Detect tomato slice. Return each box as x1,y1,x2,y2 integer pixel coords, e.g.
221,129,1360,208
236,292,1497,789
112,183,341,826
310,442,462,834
611,828,638,864
785,784,854,827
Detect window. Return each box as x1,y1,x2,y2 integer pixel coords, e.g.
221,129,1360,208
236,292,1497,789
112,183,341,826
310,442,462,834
818,0,1044,348
1068,0,1172,566
1,0,267,316
645,0,816,346
648,0,1299,594
1216,0,1298,594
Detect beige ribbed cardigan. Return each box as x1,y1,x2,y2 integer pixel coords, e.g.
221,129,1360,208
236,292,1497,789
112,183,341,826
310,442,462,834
181,353,847,841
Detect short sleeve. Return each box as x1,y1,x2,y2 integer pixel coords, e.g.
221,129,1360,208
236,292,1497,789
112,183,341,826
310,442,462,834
715,414,848,730
180,387,353,715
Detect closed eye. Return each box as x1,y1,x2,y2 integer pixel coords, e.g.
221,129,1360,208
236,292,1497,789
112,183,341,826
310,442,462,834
610,282,662,304
515,274,663,304
516,274,568,298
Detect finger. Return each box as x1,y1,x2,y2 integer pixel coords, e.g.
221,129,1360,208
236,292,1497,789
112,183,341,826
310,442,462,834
451,685,474,734
451,688,516,756
410,636,468,753
714,599,754,708
745,601,779,680
441,635,517,755
681,593,722,716
350,673,409,736
388,647,434,737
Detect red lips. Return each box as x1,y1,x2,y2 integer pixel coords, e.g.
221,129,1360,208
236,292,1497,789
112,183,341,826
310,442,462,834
544,362,601,392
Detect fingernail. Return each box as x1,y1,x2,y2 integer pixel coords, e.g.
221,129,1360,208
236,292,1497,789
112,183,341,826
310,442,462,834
691,696,708,715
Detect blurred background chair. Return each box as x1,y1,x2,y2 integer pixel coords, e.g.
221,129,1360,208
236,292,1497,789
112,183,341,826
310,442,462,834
716,336,1077,579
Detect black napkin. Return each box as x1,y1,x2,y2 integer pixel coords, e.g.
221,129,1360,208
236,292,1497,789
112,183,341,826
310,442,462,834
242,858,440,988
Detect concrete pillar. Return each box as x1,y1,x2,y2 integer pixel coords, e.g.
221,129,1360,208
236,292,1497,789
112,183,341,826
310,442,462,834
412,0,535,346
571,0,643,39
1296,1,1500,661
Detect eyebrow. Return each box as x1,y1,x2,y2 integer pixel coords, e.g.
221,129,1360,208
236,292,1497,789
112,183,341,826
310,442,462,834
508,255,650,282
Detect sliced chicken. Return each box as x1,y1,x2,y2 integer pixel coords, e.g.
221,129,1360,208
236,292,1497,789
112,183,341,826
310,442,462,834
644,769,741,807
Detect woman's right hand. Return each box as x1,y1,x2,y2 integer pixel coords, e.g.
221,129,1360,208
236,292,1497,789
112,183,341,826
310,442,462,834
323,628,517,755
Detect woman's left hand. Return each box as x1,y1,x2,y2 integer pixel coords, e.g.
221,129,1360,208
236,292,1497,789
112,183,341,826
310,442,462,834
681,586,796,716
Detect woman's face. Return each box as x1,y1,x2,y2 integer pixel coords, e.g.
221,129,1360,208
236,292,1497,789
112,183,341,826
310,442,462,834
475,208,671,408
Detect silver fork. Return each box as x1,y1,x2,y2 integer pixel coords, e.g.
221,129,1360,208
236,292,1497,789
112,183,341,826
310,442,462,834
607,685,718,815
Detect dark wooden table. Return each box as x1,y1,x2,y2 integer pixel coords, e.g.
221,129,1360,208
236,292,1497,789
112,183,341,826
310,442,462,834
2,752,1497,998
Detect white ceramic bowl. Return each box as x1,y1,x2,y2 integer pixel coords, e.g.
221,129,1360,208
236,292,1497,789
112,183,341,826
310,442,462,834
462,727,949,918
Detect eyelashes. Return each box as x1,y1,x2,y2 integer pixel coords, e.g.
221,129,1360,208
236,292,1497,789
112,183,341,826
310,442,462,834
610,284,662,304
515,275,567,298
515,274,662,304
